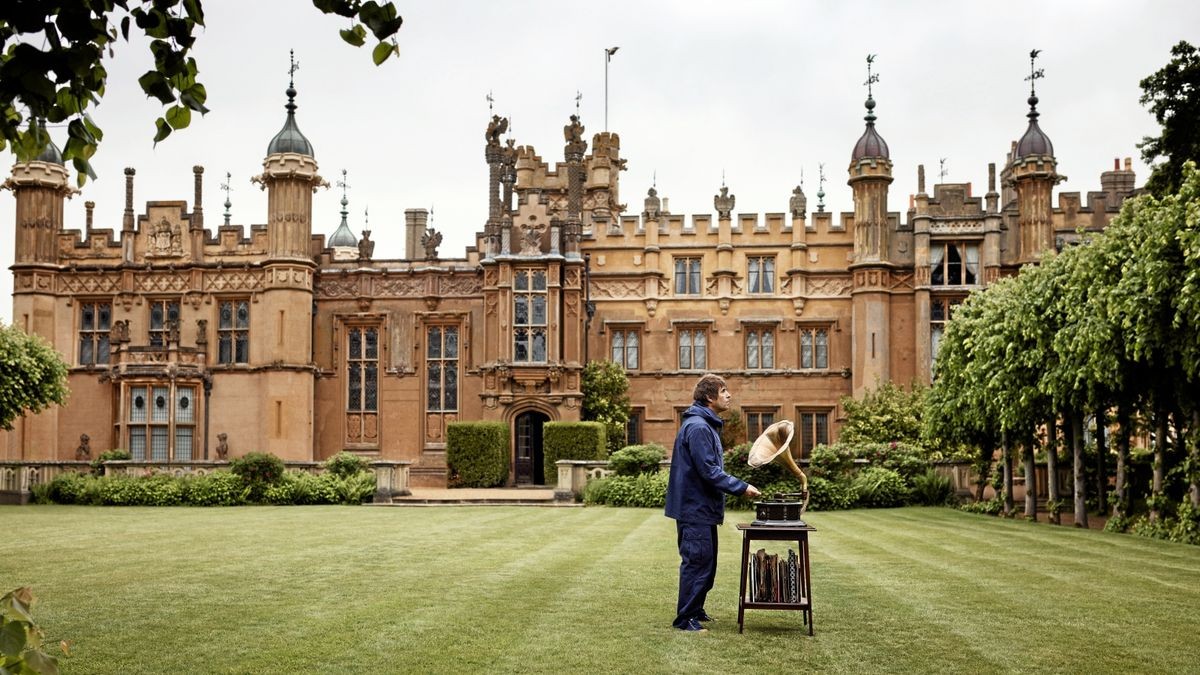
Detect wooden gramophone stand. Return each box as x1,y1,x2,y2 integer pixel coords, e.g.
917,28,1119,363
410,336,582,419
735,522,816,635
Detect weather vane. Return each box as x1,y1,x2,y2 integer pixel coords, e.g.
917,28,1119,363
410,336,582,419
652,169,657,189
288,49,300,87
817,163,827,212
799,167,805,190
721,169,726,188
487,90,494,112
575,90,582,115
939,158,948,183
337,169,350,201
1025,49,1044,95
220,171,233,226
864,54,879,98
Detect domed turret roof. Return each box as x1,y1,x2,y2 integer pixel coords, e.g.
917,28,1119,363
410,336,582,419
267,83,314,157
851,97,889,161
1014,94,1054,159
35,137,64,165
328,194,357,247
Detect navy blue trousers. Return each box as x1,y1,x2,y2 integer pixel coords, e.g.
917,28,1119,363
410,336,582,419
674,522,718,628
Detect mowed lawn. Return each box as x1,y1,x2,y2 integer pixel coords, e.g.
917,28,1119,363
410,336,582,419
2,505,1198,674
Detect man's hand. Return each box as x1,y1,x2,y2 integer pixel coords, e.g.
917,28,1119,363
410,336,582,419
744,484,761,498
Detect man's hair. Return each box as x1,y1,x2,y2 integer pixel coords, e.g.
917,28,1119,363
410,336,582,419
692,374,727,405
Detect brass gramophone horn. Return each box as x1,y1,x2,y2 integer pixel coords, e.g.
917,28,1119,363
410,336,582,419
747,420,809,511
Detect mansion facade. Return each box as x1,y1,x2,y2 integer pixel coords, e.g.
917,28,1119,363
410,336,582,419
1,82,1138,486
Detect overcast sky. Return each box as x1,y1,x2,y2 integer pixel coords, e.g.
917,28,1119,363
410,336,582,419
3,1,1198,324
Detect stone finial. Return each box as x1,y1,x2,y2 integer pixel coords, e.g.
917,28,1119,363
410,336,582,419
85,201,95,234
643,186,661,220
421,227,442,260
917,164,926,194
358,229,375,260
486,115,508,147
714,185,735,220
789,185,807,218
216,433,229,460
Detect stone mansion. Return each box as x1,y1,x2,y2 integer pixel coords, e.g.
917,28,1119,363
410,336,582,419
1,78,1138,486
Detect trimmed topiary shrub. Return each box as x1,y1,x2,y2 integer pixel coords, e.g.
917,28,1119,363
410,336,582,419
447,421,509,488
852,466,910,508
229,452,286,502
609,443,666,476
543,421,606,482
324,451,370,479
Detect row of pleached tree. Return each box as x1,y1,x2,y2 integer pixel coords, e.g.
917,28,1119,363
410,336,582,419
925,163,1200,533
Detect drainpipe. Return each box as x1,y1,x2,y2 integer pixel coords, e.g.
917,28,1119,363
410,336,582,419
583,253,596,364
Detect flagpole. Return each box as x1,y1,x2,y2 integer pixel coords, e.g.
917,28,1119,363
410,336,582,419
604,46,619,131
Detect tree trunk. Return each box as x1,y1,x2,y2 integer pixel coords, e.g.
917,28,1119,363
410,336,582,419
1002,431,1014,517
1151,402,1168,524
1047,416,1061,525
1112,404,1131,522
1094,408,1108,510
1072,411,1088,528
976,437,994,502
1191,410,1200,510
1023,433,1037,520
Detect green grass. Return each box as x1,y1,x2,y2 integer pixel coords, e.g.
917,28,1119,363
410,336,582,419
2,506,1198,674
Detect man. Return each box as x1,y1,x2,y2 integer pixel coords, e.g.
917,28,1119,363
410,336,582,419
665,374,760,632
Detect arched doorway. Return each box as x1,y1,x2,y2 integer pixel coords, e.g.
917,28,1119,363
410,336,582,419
514,410,549,485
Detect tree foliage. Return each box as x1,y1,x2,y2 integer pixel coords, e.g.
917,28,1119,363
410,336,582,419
1139,40,1200,196
0,587,62,674
580,360,630,454
0,0,403,185
0,323,69,430
840,380,925,446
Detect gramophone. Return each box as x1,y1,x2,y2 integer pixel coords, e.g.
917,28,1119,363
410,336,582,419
746,420,809,526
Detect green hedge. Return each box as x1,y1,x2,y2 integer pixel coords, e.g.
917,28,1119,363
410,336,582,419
36,470,374,506
543,421,606,481
447,421,509,488
609,443,666,476
582,473,669,508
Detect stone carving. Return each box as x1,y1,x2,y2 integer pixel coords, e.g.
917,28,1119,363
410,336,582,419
59,275,121,294
928,219,984,235
421,228,442,260
643,187,661,220
790,186,807,218
136,273,189,293
166,318,180,346
317,277,359,298
149,217,183,256
196,319,208,346
110,320,130,344
520,220,545,256
216,433,229,460
591,279,642,299
806,276,853,297
358,229,375,261
564,114,585,145
440,275,482,296
75,434,91,460
714,186,735,219
204,270,264,292
373,276,426,297
485,115,509,146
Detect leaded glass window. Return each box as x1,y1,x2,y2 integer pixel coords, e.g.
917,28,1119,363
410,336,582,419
426,326,459,412
746,327,775,369
800,327,829,370
148,299,180,348
930,242,980,286
747,256,775,294
513,269,548,362
218,299,250,364
78,301,111,365
347,327,379,412
678,328,707,370
611,328,639,370
674,257,702,295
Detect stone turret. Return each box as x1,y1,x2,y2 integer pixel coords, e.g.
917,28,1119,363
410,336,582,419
1009,54,1062,264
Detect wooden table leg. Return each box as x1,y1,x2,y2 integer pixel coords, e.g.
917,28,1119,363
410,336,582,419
738,531,750,633
801,533,813,636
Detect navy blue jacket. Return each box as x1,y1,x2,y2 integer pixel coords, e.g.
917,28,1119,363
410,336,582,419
664,403,750,525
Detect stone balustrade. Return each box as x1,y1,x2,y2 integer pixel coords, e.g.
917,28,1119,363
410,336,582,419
0,459,411,504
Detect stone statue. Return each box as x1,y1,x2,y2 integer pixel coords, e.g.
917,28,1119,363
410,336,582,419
358,229,375,260
195,318,208,346
643,186,661,220
714,185,735,220
564,114,584,144
485,115,508,146
789,186,807,219
75,433,91,460
166,318,180,347
110,319,130,344
216,433,229,460
421,227,442,260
